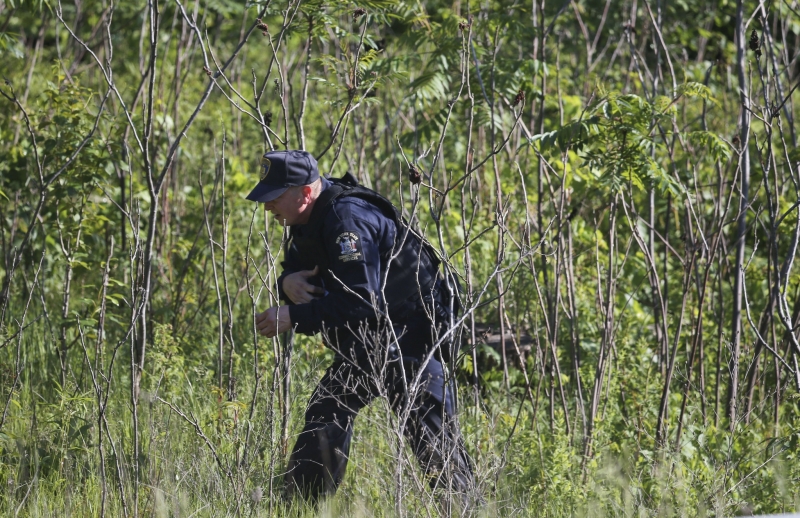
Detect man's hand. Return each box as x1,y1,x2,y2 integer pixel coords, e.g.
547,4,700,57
282,266,324,304
256,306,292,338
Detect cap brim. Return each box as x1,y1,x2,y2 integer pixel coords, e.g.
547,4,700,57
246,183,288,203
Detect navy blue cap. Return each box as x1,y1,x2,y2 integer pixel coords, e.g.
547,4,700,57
246,150,320,203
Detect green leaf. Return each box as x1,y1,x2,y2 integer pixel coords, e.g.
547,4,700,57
687,131,731,162
529,116,598,153
409,70,449,101
676,82,717,105
643,157,686,196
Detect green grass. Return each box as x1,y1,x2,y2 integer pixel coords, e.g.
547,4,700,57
1,337,798,517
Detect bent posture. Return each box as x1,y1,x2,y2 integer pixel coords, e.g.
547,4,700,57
247,150,475,501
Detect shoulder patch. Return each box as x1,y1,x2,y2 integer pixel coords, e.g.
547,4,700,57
335,231,363,263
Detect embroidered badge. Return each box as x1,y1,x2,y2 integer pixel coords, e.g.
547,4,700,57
260,156,271,180
335,232,363,262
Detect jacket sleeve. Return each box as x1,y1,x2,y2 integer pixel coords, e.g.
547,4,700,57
276,271,294,305
276,240,303,305
288,202,393,335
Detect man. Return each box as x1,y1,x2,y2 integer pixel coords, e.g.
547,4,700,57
247,149,475,502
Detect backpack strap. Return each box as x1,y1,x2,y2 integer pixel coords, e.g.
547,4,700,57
297,174,441,308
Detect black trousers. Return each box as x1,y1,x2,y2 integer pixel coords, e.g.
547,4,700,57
284,315,474,500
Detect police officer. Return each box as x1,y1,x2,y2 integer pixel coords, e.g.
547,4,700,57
248,150,475,502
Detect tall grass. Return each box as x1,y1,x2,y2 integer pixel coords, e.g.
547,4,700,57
2,326,797,517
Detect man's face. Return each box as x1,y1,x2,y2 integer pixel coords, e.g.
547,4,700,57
264,186,306,226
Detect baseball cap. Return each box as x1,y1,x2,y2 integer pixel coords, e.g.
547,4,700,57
245,150,320,203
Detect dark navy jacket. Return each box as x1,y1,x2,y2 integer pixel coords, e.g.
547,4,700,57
279,178,401,337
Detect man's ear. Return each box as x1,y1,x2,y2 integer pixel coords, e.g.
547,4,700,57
301,184,314,203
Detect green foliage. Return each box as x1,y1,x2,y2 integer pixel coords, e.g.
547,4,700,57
0,32,24,59
1,0,799,515
148,324,187,397
409,69,450,101
531,91,689,195
687,131,732,163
